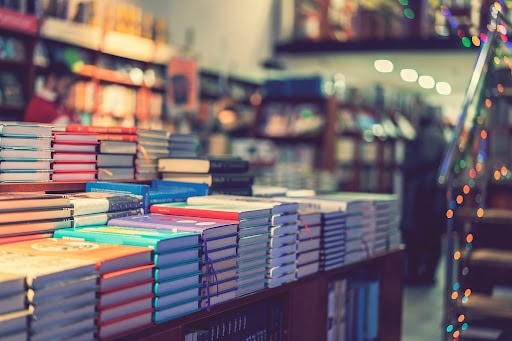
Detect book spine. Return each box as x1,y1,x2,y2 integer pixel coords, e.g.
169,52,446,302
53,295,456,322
105,197,143,211
97,134,138,142
210,174,254,189
66,124,137,134
209,159,249,173
86,181,150,213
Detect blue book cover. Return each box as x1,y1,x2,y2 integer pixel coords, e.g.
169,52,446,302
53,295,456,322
86,181,151,213
149,180,208,204
54,225,200,254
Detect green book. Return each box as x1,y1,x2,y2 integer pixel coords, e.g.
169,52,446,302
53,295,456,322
54,225,200,254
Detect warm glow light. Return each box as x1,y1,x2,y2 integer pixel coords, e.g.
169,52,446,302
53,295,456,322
464,289,471,296
466,234,473,243
400,69,418,82
477,208,484,218
456,195,463,204
436,81,452,95
472,36,481,46
458,315,465,323
494,170,501,180
374,59,394,73
485,99,492,107
469,169,476,178
463,185,470,194
501,166,507,175
418,75,435,89
453,331,460,338
454,251,461,260
481,130,487,139
476,163,482,172
451,291,458,300
498,84,504,93
447,210,454,219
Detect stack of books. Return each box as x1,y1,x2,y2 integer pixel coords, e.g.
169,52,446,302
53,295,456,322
3,237,154,340
68,191,144,228
66,125,137,181
150,201,272,300
296,210,322,278
86,181,151,214
0,272,30,341
168,133,199,158
0,244,98,340
0,193,72,244
158,156,254,196
51,132,99,182
0,123,54,182
135,129,169,181
188,195,299,290
54,225,203,325
108,214,239,311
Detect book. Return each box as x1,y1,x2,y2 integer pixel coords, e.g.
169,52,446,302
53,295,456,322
0,136,52,149
161,172,254,188
52,152,97,162
150,202,271,221
53,132,99,143
186,195,299,216
100,264,155,292
72,208,145,227
97,153,134,167
0,272,26,297
157,155,248,174
99,140,137,154
97,308,153,340
68,192,143,216
0,122,53,137
66,124,137,134
0,147,52,160
97,294,154,324
0,193,70,212
0,170,52,182
108,214,238,241
0,238,152,274
86,181,150,213
97,167,134,181
51,171,98,182
52,162,96,171
0,207,72,224
52,143,98,153
0,249,96,290
0,309,30,338
54,226,200,254
0,160,52,170
0,219,71,237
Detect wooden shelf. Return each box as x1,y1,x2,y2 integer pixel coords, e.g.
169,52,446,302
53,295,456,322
111,247,405,341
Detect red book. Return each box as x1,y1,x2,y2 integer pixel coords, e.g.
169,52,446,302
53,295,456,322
149,202,271,221
66,124,137,134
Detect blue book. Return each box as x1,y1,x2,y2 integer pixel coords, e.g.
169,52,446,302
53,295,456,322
54,225,200,254
149,180,208,204
86,181,151,213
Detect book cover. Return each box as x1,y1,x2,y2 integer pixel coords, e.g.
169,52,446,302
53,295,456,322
69,192,143,216
0,249,96,290
86,182,150,214
97,167,134,181
97,153,134,167
0,136,52,149
0,238,152,274
100,264,155,292
0,122,53,137
0,193,70,212
150,202,271,221
157,156,249,174
53,132,99,143
52,162,96,172
54,225,200,254
52,142,98,153
51,171,98,182
0,207,72,224
52,152,97,162
107,214,238,241
99,140,137,154
0,147,52,160
0,218,72,237
186,195,298,215
65,124,137,134
161,172,254,189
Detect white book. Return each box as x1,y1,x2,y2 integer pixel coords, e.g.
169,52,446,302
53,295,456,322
297,261,319,278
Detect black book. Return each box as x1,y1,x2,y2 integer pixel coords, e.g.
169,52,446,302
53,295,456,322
158,156,249,174
161,172,254,189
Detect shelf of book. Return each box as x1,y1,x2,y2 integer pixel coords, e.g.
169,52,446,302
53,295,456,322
111,247,404,341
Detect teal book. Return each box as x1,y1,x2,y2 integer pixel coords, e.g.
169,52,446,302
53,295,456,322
54,226,200,254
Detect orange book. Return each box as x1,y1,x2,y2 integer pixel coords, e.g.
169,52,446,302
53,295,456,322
0,238,152,274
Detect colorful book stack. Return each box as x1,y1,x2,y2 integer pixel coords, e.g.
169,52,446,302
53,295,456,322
168,132,199,158
107,214,239,311
54,225,203,325
158,156,254,196
0,193,72,244
66,125,137,181
68,191,144,228
51,132,99,182
2,237,154,341
0,272,30,341
187,195,299,290
0,122,54,182
150,201,272,299
296,210,322,278
135,128,169,181
0,245,98,341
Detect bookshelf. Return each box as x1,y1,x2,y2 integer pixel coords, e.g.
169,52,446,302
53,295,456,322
0,6,173,127
110,247,404,341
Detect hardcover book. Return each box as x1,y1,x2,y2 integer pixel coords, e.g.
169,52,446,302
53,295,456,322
0,136,52,149
0,238,152,274
0,193,70,212
161,172,254,189
0,147,52,160
72,208,144,227
0,207,72,224
157,156,249,174
68,192,143,216
0,218,72,237
0,122,53,137
86,181,150,213
150,202,271,221
65,124,137,134
54,225,200,254
187,195,299,216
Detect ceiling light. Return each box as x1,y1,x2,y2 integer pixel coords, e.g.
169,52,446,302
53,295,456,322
374,59,393,73
418,75,435,89
400,69,418,82
436,81,452,95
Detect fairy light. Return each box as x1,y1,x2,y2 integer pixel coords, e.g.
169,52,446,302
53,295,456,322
454,251,461,260
464,289,471,297
458,315,465,323
477,208,484,218
447,209,454,219
456,195,463,204
466,234,473,243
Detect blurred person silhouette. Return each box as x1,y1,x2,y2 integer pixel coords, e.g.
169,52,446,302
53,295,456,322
24,61,78,124
401,107,448,285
